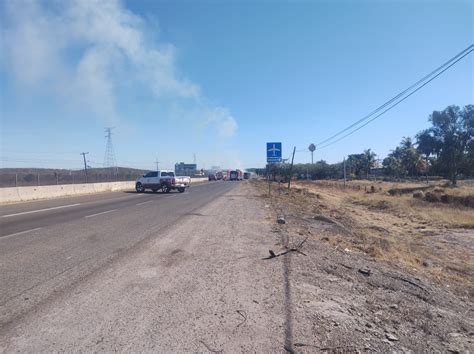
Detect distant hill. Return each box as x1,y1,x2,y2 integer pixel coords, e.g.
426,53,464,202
0,167,147,187
0,167,147,174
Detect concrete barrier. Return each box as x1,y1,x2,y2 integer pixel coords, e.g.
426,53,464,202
0,178,209,204
191,178,209,184
73,183,97,195
0,187,21,204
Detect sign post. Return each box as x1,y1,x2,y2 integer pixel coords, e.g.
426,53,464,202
266,142,282,163
308,143,316,164
266,142,282,195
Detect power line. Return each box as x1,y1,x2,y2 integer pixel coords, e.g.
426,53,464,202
317,46,473,150
315,44,473,148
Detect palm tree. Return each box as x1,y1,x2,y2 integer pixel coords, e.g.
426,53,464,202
364,149,377,178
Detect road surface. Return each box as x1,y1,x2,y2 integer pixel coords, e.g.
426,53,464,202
0,181,289,351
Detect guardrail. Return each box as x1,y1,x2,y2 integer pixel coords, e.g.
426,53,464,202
0,178,209,204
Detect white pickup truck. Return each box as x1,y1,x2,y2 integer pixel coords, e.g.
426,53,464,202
135,170,191,193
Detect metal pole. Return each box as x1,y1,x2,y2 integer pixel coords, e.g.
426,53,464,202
81,152,89,183
37,174,40,186
15,173,18,187
311,151,314,164
268,172,271,195
343,156,346,189
287,146,296,190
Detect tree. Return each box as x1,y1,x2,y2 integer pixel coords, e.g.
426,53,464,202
363,149,377,178
399,137,421,177
382,137,422,178
23,173,35,183
347,153,366,178
382,155,404,178
461,105,474,176
416,105,473,185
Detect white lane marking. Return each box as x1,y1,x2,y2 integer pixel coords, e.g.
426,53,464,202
84,209,117,218
136,200,153,206
79,193,145,207
2,204,81,218
1,227,42,239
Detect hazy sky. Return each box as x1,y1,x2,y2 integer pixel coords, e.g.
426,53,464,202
1,0,472,171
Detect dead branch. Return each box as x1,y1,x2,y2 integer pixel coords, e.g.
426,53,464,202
294,343,359,351
264,241,308,259
391,275,429,292
339,263,354,270
198,340,222,353
295,237,308,249
236,310,247,327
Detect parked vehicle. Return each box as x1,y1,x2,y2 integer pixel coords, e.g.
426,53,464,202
215,171,223,180
176,175,191,186
236,169,243,180
208,174,217,181
222,170,229,180
229,170,243,181
135,170,190,193
243,172,251,179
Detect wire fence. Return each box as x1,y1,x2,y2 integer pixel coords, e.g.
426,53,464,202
0,172,142,188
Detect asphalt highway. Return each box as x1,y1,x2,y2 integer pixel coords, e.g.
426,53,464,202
0,181,236,327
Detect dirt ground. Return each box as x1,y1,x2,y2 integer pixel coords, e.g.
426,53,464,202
255,179,473,352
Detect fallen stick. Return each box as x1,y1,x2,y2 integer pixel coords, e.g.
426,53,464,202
264,237,308,259
391,275,429,292
198,340,222,353
236,310,247,327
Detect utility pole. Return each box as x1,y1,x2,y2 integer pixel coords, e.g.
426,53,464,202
343,156,347,189
287,146,296,190
81,152,89,183
155,159,160,171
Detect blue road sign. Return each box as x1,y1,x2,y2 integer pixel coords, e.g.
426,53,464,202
267,142,282,163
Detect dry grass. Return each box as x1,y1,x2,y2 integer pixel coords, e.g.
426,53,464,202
254,179,474,292
348,190,474,228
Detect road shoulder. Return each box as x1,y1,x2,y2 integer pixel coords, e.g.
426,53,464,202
1,182,287,352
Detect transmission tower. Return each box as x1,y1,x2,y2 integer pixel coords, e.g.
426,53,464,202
104,127,118,174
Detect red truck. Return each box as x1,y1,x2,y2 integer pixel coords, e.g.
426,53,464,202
229,169,243,181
